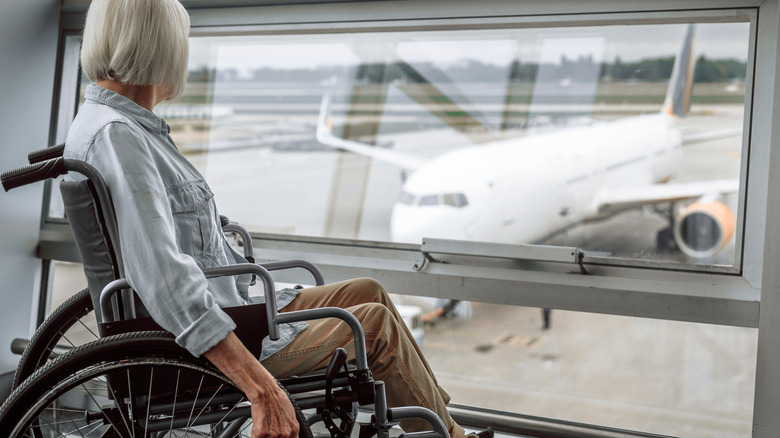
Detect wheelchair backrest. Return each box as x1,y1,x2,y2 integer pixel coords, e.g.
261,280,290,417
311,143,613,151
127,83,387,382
60,179,149,323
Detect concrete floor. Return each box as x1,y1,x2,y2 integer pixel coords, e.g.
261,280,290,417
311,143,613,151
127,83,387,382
419,303,756,438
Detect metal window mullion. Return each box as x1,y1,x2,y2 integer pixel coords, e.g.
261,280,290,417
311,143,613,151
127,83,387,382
752,0,780,435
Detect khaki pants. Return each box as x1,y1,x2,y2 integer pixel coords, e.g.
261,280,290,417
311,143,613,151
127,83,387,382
261,278,465,438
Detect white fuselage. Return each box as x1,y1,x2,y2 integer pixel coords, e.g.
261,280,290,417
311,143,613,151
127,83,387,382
390,113,682,244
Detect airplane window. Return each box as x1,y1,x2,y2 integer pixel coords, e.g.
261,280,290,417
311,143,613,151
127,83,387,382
70,21,749,268
419,194,440,206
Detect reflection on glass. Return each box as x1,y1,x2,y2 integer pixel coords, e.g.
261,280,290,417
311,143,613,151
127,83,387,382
140,22,749,268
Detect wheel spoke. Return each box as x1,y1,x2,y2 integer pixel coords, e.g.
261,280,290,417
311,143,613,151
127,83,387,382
78,380,132,438
189,384,225,430
144,367,154,437
184,375,205,438
205,395,248,436
91,374,134,437
33,414,69,438
76,316,100,340
127,369,137,438
171,369,181,432
57,329,77,349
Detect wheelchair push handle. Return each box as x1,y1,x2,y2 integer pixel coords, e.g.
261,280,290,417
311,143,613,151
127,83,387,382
1,157,67,192
27,143,65,164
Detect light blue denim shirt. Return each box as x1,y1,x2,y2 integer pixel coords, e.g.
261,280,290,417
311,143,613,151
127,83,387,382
64,85,307,358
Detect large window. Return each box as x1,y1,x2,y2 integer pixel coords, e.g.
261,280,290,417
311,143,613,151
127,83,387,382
145,21,750,270
50,3,769,437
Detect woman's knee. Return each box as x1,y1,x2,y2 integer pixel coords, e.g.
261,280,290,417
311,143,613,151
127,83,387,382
347,277,389,303
354,302,395,332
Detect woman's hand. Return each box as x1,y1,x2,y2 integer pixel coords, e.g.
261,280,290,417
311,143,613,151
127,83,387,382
249,383,300,438
204,331,300,438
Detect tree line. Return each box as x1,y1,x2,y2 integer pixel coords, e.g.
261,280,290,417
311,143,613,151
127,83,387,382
188,55,746,84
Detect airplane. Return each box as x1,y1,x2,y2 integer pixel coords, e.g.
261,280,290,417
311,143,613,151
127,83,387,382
315,24,743,261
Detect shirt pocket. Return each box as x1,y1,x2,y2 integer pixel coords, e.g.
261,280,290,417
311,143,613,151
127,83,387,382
167,180,219,260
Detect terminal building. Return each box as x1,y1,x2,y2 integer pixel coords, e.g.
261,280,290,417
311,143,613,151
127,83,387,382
0,1,778,437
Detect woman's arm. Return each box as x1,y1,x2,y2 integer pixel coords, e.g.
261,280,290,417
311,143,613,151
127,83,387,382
204,331,300,438
86,121,236,356
85,122,300,435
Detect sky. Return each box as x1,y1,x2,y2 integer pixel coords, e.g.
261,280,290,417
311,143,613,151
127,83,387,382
188,22,750,74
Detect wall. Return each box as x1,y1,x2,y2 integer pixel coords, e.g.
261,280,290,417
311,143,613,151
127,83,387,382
0,0,61,374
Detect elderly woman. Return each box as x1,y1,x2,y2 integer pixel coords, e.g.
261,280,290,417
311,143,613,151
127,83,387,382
66,1,489,438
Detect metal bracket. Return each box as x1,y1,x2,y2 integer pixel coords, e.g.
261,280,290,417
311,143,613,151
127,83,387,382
413,252,437,271
414,238,584,272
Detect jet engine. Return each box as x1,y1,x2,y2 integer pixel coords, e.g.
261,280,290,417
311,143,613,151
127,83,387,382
672,200,735,259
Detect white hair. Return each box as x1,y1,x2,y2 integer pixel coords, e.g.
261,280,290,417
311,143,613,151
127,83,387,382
81,0,190,101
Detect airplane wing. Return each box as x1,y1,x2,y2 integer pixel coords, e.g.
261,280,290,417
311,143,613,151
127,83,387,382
594,178,739,216
682,127,742,145
315,96,430,171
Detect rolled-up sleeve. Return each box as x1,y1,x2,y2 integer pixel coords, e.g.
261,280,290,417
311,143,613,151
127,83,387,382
86,122,234,357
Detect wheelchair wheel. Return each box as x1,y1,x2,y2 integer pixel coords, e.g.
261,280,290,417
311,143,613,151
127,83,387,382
13,288,98,389
1,331,313,438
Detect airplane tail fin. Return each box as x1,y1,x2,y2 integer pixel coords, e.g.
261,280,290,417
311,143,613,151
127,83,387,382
662,24,696,118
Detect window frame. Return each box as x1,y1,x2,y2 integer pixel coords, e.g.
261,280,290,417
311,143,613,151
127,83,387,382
52,1,780,434
54,1,762,322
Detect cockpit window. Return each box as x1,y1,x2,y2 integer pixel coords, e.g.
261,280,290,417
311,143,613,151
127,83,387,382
399,191,469,208
443,193,469,208
419,195,439,206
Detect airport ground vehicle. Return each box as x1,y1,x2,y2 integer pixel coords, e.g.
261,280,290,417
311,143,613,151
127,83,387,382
0,145,450,438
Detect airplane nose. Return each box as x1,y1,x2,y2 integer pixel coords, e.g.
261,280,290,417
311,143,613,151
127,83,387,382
391,202,468,244
390,204,425,244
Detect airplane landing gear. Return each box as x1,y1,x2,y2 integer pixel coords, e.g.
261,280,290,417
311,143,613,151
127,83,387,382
653,203,679,254
542,308,551,330
656,226,678,253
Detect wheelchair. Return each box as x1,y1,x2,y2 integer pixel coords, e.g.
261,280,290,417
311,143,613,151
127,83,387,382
0,145,450,438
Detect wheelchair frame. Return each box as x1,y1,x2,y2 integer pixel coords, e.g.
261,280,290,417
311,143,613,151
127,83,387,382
0,144,450,438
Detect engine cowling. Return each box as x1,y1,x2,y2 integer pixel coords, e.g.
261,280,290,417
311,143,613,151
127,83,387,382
673,200,735,259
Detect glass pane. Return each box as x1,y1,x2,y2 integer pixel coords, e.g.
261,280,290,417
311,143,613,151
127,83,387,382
72,22,750,265
50,261,88,312
417,302,757,437
48,33,83,220
145,21,746,268
48,261,97,349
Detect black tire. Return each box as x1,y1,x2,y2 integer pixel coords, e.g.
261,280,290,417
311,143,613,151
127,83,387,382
13,288,98,389
1,330,313,438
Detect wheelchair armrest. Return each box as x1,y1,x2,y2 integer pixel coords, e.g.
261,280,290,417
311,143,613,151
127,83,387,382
219,219,324,286
261,260,324,286
100,263,281,340
100,263,371,373
221,221,254,260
